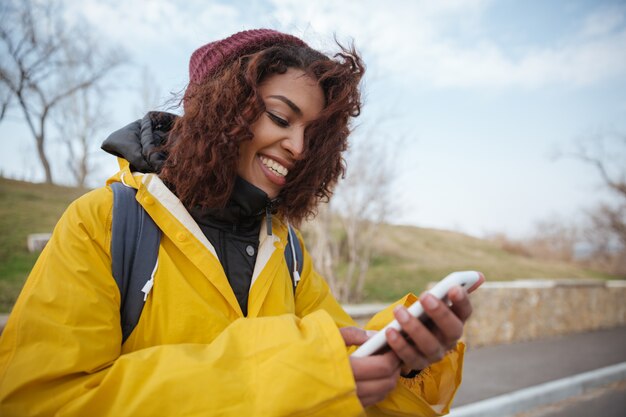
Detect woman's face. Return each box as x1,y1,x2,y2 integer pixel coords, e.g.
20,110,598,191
237,68,325,199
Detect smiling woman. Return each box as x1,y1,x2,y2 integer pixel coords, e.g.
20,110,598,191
237,68,325,199
159,35,362,222
0,29,473,417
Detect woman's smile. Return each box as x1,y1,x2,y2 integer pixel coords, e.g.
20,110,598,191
259,155,288,182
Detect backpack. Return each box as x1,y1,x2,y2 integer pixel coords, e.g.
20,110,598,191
110,182,303,343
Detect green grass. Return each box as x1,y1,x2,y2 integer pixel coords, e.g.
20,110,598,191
0,178,87,312
362,223,621,302
0,177,621,312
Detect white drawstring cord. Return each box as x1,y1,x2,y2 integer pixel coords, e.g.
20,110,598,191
286,223,301,287
141,258,159,301
120,172,130,188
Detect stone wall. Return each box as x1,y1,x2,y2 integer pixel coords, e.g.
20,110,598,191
344,279,626,348
463,279,626,348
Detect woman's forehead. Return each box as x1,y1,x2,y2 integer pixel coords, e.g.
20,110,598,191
260,69,325,118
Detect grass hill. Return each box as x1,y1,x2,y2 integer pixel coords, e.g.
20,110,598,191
0,177,618,312
0,178,87,312
364,224,616,301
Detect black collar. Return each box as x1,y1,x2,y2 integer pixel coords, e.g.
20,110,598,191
190,177,273,233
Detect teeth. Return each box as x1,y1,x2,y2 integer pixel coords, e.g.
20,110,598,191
260,156,288,177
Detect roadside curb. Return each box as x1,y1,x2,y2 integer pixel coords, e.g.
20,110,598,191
448,362,626,417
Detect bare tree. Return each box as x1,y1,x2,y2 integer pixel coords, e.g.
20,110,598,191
494,131,626,275
566,132,626,199
584,203,626,273
529,217,580,262
0,0,124,184
305,202,340,289
54,86,109,188
305,125,398,302
564,132,626,274
0,84,11,122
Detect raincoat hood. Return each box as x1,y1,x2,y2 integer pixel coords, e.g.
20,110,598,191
101,111,175,174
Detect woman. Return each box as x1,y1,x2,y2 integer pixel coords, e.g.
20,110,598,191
0,29,472,416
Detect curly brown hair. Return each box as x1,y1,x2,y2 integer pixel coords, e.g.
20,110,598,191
158,42,364,224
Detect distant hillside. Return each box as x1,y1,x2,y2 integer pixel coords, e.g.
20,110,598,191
0,177,617,312
364,223,616,301
0,178,88,312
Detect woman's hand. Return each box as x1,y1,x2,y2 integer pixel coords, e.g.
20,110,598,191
386,285,473,375
339,286,473,407
340,327,401,408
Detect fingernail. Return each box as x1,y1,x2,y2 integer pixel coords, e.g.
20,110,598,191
395,306,410,323
422,294,438,310
449,286,463,300
366,330,378,338
386,329,398,341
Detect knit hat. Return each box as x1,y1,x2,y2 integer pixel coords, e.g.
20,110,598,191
188,29,308,86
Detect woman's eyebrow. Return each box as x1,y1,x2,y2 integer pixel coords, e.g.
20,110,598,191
268,95,302,115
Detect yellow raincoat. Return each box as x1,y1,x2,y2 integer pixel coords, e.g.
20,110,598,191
0,161,464,416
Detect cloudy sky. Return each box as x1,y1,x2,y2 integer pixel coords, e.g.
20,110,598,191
2,0,625,238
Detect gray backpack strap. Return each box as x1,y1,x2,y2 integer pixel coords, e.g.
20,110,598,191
110,182,161,343
284,225,303,293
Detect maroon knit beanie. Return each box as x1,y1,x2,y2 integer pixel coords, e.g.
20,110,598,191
188,29,308,86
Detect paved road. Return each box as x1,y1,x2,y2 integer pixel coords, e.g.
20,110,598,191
454,326,626,406
514,380,626,417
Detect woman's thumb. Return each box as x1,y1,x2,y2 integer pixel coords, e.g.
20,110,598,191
339,326,370,346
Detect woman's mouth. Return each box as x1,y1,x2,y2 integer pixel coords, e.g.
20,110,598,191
257,155,289,187
260,155,288,178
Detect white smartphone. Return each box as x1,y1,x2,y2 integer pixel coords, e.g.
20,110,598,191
350,270,485,358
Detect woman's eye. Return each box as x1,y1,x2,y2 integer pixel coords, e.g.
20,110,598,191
267,112,289,127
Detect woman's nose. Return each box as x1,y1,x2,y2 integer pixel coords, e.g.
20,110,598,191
282,128,305,158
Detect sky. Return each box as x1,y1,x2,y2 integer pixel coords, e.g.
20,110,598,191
1,0,625,238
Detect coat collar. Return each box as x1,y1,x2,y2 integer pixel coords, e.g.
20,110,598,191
108,165,290,317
